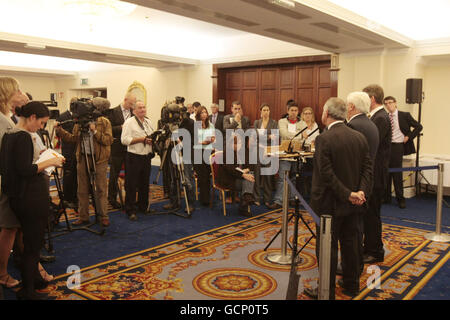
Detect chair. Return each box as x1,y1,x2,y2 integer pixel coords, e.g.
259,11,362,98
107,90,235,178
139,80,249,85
117,163,125,210
209,151,231,216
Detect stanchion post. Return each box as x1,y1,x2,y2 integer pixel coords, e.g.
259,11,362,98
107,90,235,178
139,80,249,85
425,163,450,242
318,215,332,300
266,169,292,265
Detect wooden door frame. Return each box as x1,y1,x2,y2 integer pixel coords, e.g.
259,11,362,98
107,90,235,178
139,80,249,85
212,54,338,107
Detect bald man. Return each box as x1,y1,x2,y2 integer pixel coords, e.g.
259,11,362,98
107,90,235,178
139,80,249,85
107,92,136,209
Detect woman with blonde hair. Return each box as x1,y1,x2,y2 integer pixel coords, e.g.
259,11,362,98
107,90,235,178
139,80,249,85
300,106,320,198
300,106,319,145
0,76,24,289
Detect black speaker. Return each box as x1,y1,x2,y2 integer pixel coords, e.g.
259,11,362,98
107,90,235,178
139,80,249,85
406,78,422,104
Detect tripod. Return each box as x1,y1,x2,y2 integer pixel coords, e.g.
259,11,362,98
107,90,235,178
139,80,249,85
71,126,105,235
150,131,192,218
265,154,316,264
40,129,72,254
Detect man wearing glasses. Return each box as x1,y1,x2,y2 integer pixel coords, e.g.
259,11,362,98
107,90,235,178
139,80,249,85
383,96,422,209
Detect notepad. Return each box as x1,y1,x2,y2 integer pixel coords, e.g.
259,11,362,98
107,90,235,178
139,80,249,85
35,148,64,175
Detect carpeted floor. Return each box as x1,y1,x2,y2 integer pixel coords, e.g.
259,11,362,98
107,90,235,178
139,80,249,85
34,209,450,300
2,166,449,300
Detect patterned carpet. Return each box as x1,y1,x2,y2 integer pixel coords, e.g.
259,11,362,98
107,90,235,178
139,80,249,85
49,182,167,222
41,209,449,300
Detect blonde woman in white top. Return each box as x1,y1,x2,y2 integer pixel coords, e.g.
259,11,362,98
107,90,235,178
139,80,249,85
301,106,319,145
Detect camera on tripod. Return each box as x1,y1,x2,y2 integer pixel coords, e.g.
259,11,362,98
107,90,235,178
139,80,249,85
70,99,102,131
152,101,189,154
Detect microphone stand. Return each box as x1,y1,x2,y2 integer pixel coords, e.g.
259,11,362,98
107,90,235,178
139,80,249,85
286,126,308,154
301,127,320,150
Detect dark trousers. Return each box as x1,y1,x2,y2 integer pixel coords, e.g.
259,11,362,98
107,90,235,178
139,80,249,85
363,188,385,258
194,163,211,205
9,176,49,294
108,151,126,203
253,164,274,204
124,152,152,215
62,155,78,203
386,143,405,201
315,212,360,299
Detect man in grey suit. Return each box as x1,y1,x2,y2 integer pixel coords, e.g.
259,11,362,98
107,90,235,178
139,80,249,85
223,101,251,134
209,103,224,135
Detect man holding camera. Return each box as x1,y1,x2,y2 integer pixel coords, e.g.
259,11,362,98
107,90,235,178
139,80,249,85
108,92,136,209
55,102,113,227
121,100,155,221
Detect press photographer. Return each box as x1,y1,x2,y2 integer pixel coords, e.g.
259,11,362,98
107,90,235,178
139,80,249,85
121,100,155,221
55,98,113,227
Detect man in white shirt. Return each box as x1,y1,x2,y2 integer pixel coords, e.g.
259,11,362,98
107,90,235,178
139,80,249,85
121,100,154,221
383,96,422,209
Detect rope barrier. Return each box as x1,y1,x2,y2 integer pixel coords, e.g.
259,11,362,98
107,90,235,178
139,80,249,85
286,178,320,225
388,165,438,173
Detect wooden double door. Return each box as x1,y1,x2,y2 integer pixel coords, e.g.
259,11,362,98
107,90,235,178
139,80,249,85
215,56,337,127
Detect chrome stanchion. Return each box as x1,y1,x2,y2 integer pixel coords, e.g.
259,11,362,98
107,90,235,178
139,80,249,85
425,163,450,242
318,215,332,300
267,169,292,265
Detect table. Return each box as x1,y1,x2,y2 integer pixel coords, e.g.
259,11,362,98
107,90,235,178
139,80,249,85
419,154,450,187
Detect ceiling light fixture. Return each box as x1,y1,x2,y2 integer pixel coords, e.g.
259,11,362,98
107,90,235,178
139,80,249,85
270,0,295,9
24,43,46,50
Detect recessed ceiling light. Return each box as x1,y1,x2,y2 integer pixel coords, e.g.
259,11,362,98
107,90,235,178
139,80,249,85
24,43,46,50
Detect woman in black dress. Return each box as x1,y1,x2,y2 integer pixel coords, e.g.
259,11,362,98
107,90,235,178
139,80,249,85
0,101,64,300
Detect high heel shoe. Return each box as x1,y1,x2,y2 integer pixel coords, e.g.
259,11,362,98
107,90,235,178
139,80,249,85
0,273,21,289
39,266,54,282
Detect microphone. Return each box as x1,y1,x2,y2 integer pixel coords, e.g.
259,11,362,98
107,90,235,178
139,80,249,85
286,126,308,154
301,127,320,150
57,119,75,126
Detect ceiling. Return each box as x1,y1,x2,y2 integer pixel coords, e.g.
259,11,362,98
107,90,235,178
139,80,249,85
0,0,448,73
127,0,411,53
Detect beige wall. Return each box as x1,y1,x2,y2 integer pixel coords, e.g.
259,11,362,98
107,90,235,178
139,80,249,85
338,48,447,156
422,63,450,154
1,73,57,102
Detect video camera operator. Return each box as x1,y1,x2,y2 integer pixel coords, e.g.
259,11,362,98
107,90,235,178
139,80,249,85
56,97,79,209
162,103,196,213
153,99,195,213
55,98,113,227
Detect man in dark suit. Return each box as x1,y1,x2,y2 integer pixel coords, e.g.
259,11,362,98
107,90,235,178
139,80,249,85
223,101,251,133
107,92,136,208
305,97,373,299
209,103,224,135
56,98,79,208
363,84,391,264
383,96,422,209
345,91,379,276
